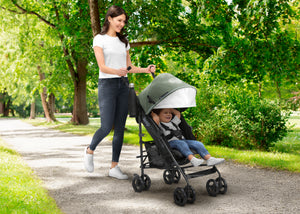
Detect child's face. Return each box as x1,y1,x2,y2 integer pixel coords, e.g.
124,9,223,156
158,109,173,123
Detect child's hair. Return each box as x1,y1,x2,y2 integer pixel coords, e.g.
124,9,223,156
152,109,163,115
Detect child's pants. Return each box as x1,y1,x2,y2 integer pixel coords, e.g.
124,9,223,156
169,140,209,158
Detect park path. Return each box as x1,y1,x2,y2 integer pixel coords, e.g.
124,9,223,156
0,118,299,214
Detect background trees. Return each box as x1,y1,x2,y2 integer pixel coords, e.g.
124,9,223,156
0,0,299,150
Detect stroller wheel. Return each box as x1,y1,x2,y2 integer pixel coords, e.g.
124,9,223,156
132,174,145,192
163,169,174,184
174,187,187,206
172,169,181,184
206,179,219,197
141,174,151,191
216,177,227,194
184,185,196,204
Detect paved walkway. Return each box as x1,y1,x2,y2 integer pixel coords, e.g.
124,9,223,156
0,118,299,214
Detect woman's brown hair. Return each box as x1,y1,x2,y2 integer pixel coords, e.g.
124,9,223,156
101,5,129,47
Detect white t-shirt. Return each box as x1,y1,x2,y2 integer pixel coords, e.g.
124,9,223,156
93,34,130,79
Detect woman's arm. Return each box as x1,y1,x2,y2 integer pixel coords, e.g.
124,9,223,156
93,46,127,76
126,50,156,73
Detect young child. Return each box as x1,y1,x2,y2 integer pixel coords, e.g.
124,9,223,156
151,108,225,167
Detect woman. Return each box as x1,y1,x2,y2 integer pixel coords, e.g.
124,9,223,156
84,5,156,179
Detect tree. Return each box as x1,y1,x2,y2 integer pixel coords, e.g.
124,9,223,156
202,0,299,98
1,0,92,124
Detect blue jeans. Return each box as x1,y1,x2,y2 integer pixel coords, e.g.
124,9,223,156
169,139,209,159
89,78,129,162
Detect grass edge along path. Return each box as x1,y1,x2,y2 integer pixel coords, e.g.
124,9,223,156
24,118,300,173
0,138,63,214
206,145,300,173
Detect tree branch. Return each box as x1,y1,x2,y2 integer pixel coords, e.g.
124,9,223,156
0,6,23,14
130,40,219,49
10,0,56,29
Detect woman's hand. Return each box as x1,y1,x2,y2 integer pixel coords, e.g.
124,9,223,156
147,65,156,73
116,68,128,76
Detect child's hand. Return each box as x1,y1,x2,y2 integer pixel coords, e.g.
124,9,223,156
151,112,160,125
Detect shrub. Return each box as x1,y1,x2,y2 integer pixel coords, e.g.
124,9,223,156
183,83,289,151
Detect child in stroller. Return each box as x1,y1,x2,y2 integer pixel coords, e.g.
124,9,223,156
151,108,225,167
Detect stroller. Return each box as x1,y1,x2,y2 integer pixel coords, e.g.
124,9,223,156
128,73,227,206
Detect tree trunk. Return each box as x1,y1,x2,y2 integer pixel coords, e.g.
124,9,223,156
70,59,89,125
49,93,56,115
1,92,11,117
29,102,36,119
3,97,10,117
258,82,262,98
88,0,101,37
275,80,281,99
0,93,4,115
38,67,57,122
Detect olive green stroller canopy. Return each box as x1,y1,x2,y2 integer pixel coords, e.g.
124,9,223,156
138,73,197,115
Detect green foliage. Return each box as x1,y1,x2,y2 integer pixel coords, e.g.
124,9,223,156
0,0,299,122
183,80,290,151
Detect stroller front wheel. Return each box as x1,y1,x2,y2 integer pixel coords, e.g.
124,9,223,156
206,179,219,197
184,185,196,204
216,177,227,194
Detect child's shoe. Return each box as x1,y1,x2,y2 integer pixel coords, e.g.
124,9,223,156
207,157,225,166
191,157,204,167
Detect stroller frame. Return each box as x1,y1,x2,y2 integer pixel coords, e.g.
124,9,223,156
131,106,227,206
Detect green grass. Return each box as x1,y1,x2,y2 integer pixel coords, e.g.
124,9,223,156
207,145,300,172
24,116,300,173
271,117,300,155
0,139,63,214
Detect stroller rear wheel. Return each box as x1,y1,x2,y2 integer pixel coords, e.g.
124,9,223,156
132,174,145,192
174,187,187,206
132,174,151,192
141,174,151,191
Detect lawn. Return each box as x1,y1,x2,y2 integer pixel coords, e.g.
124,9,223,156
25,114,300,173
0,139,62,214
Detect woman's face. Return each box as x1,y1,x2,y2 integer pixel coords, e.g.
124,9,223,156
108,14,126,33
159,109,173,123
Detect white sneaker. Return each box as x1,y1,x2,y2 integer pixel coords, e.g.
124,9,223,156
108,165,128,180
207,157,225,166
190,157,204,167
84,147,94,173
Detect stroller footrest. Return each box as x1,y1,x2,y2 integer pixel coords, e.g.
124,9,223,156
186,166,218,179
